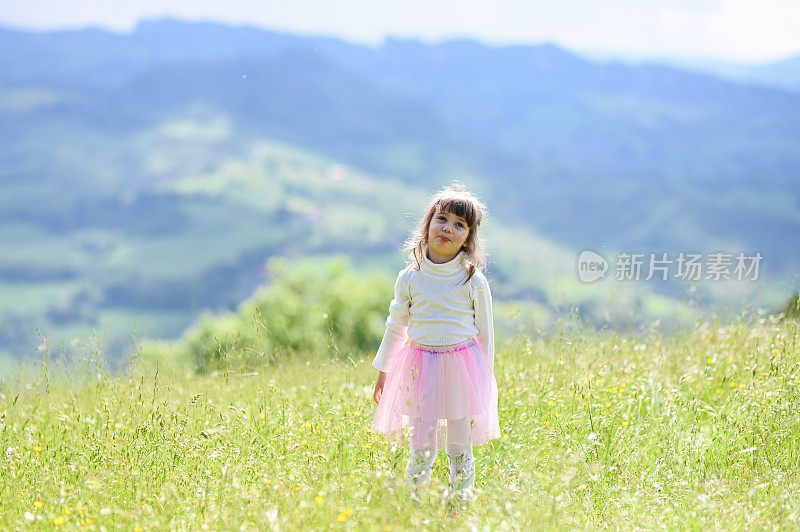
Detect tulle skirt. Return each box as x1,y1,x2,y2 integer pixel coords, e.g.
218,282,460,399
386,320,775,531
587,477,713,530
371,338,500,449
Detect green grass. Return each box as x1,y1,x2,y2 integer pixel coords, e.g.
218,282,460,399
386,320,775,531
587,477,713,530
2,317,799,529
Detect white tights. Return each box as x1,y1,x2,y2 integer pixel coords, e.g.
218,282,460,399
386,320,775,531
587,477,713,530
406,417,475,494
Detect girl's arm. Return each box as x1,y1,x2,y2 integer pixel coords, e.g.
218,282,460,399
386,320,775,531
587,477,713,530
474,274,495,371
372,271,411,372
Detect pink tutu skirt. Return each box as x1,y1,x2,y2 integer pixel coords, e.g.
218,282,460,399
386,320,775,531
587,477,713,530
371,338,500,449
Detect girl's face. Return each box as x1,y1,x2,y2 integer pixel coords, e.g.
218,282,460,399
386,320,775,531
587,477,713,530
427,208,470,262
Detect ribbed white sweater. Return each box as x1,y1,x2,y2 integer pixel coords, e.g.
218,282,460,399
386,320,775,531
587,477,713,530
372,249,495,372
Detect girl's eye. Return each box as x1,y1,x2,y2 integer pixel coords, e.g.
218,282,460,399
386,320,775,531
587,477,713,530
457,222,465,228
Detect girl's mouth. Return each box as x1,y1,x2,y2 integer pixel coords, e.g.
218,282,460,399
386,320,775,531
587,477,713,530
438,236,451,242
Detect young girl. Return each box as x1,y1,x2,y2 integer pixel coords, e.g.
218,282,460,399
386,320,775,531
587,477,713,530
371,183,500,501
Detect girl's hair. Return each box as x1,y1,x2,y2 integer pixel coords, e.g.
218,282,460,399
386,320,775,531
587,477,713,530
404,182,488,283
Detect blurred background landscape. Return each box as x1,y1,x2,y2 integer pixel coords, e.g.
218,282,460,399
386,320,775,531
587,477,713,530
1,15,799,374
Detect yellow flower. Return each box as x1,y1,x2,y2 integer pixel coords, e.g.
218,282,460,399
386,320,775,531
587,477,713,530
337,507,353,522
53,516,65,525
34,501,43,508
715,388,722,394
314,496,325,506
34,446,42,452
62,508,72,515
264,478,272,484
259,412,266,420
294,486,302,492
773,348,780,354
134,527,143,532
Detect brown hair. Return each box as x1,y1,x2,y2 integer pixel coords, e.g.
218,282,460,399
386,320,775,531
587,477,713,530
404,182,488,283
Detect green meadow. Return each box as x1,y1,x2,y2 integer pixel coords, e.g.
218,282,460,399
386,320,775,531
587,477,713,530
2,310,799,529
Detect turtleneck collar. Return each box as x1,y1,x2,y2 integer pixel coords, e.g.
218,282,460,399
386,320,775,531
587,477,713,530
421,247,466,277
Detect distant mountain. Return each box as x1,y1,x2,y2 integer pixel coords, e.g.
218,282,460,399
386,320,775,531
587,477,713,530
589,53,800,92
0,20,361,89
2,19,799,276
0,18,798,361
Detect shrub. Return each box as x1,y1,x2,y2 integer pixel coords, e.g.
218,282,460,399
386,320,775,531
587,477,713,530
180,257,392,372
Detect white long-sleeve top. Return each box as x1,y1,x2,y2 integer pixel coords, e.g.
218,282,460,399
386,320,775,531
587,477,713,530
372,249,495,373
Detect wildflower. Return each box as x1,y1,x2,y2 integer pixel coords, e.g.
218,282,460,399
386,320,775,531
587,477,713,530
259,412,266,420
53,516,65,525
294,486,302,492
35,446,42,453
315,496,325,506
337,508,353,522
715,388,722,394
62,508,72,515
34,501,43,508
24,512,35,522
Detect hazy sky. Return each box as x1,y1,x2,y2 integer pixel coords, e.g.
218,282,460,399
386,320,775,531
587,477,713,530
2,0,799,63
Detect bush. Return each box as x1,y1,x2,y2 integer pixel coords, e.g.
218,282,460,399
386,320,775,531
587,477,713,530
179,257,392,372
781,291,800,320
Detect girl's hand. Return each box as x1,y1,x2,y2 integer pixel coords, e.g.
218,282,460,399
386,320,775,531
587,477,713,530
373,371,387,404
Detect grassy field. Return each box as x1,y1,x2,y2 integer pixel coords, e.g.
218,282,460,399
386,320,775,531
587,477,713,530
2,315,799,529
